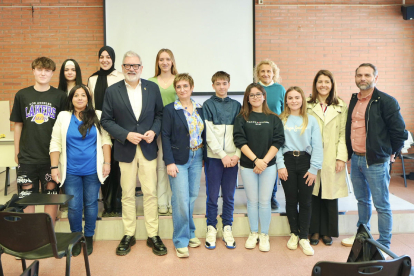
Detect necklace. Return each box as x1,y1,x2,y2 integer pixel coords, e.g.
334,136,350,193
158,75,173,87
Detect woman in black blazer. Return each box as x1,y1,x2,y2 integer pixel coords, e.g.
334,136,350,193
162,73,205,258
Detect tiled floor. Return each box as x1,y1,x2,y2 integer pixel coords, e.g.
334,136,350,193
1,168,414,275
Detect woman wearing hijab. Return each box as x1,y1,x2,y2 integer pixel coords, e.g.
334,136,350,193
58,59,83,95
88,46,124,217
88,46,124,111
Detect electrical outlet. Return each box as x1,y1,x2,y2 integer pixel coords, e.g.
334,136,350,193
258,0,263,4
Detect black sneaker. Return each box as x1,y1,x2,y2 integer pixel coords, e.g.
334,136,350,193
271,198,279,209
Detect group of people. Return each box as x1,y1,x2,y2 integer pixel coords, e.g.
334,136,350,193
10,45,408,259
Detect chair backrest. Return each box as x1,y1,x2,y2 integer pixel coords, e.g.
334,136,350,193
0,212,58,257
312,255,412,276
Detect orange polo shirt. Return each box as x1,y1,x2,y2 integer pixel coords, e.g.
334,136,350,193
351,91,373,154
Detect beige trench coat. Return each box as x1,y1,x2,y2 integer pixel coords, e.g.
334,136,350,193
307,98,348,199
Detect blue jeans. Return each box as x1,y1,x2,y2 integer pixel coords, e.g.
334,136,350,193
65,173,101,237
240,165,276,234
169,148,203,248
205,158,238,227
351,154,392,248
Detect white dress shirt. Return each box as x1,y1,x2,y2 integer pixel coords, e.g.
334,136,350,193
125,80,143,120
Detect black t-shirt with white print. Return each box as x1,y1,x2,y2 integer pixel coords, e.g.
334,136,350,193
10,86,67,164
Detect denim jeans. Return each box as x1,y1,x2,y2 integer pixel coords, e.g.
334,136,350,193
240,164,276,234
64,173,101,237
351,153,392,248
169,148,203,248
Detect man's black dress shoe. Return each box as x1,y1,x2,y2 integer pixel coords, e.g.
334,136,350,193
116,235,136,256
147,236,168,256
322,236,333,246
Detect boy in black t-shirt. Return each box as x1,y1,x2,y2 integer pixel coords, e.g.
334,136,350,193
10,57,67,223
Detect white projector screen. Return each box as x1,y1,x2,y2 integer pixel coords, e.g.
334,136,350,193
104,0,254,95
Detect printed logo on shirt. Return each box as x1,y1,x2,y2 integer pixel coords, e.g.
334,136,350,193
247,121,270,126
284,125,306,132
25,102,57,124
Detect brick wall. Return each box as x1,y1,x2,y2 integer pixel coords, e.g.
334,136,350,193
256,0,414,175
1,0,413,175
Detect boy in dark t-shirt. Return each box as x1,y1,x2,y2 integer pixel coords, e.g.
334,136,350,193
10,57,67,223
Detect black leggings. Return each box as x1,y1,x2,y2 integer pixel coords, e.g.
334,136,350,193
281,154,314,240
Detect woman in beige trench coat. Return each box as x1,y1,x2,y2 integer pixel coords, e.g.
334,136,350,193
307,70,348,246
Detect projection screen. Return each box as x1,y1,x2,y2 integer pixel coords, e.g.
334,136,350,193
104,0,254,94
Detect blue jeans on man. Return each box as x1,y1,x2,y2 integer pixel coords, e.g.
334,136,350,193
205,158,238,227
351,154,392,248
65,173,101,237
169,148,203,249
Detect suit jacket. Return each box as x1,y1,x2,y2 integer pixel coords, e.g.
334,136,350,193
101,79,163,163
162,102,205,166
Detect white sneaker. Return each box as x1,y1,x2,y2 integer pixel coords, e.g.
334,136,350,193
287,233,299,250
299,239,314,256
205,225,217,249
176,247,189,258
245,232,259,249
259,233,270,252
341,235,356,247
189,237,201,248
158,205,168,215
222,225,236,249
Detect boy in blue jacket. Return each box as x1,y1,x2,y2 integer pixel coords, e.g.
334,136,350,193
203,71,241,249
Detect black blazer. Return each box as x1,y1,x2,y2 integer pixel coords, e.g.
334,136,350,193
162,102,205,166
101,79,163,163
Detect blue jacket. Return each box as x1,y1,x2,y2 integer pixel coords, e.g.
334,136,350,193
100,79,163,163
346,87,408,166
162,102,205,165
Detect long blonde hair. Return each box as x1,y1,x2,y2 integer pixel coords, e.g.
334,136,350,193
279,86,308,135
153,49,178,77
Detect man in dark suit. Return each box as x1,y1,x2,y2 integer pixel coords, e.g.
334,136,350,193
101,50,167,256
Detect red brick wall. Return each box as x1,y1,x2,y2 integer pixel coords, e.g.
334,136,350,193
1,0,413,175
256,0,414,175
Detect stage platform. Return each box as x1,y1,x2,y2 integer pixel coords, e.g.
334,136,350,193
1,166,414,241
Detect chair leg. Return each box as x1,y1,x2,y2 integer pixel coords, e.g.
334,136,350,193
0,253,4,276
401,155,407,188
4,167,10,196
65,253,71,276
21,258,26,271
81,241,91,276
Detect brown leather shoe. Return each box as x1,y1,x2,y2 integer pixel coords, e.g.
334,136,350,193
116,235,136,256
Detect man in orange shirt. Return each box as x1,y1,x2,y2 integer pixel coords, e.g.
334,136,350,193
342,63,407,249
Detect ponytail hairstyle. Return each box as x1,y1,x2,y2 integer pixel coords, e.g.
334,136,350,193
67,84,101,138
279,86,308,135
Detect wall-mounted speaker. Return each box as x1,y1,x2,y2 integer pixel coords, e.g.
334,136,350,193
401,5,414,20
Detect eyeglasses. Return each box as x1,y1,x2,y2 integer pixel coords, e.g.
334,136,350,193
123,64,141,70
249,93,263,99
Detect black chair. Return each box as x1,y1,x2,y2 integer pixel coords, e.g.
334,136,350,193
20,260,39,276
0,212,91,276
312,224,414,276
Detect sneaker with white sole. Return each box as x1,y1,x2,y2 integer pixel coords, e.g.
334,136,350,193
299,239,314,256
176,247,189,258
259,233,270,252
341,234,356,247
205,225,217,249
189,237,201,248
287,233,299,250
245,232,259,249
222,225,236,249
